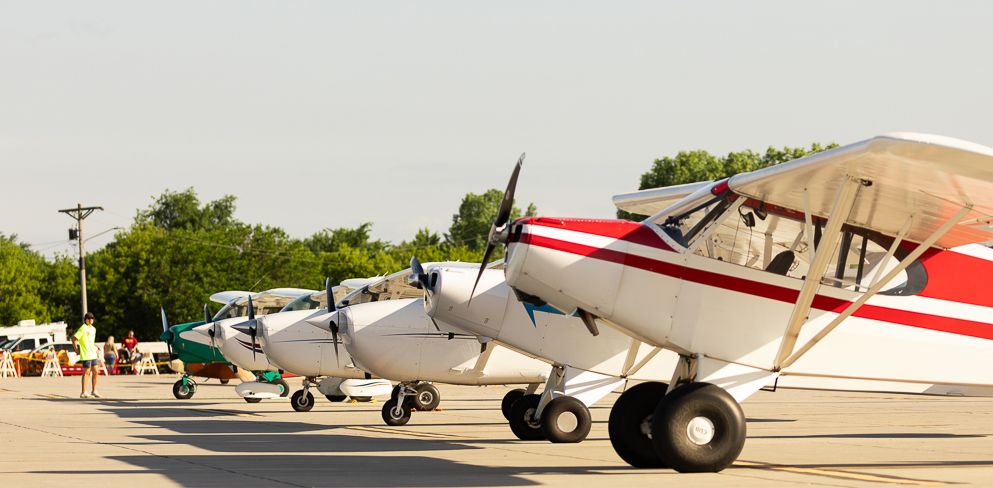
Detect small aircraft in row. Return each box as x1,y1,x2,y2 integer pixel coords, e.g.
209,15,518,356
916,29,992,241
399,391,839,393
464,133,993,472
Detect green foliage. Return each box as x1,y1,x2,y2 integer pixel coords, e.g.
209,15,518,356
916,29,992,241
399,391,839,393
0,234,71,325
617,143,838,220
446,189,536,250
304,223,387,253
136,188,238,231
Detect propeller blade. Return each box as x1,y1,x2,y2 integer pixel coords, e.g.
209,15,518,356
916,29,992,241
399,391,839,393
160,307,173,358
247,295,256,320
208,323,216,349
160,307,169,333
203,303,212,323
325,277,336,312
329,316,340,367
470,154,525,304
409,256,431,291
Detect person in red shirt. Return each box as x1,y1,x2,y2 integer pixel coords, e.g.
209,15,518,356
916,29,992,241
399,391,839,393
122,330,140,373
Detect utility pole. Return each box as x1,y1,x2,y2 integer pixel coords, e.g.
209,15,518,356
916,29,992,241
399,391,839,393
59,203,103,320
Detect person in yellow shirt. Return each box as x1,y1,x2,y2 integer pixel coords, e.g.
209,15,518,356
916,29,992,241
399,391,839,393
72,312,100,398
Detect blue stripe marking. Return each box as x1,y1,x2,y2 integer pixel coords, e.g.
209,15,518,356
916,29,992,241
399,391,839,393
522,303,575,327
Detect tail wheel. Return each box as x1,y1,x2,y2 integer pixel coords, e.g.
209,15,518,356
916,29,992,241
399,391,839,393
219,378,230,385
508,394,546,441
244,397,263,403
608,381,667,468
501,388,526,420
413,383,441,411
540,396,592,443
325,394,347,402
651,383,746,473
172,379,196,400
291,390,315,412
382,399,412,426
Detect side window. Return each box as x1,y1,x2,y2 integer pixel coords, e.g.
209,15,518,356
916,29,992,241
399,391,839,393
23,339,37,350
824,230,926,296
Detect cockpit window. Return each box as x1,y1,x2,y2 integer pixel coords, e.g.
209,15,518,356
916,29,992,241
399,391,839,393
654,189,924,295
280,294,321,312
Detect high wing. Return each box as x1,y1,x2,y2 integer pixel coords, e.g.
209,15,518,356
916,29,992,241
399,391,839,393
729,132,993,249
209,290,252,304
613,181,711,217
235,288,316,309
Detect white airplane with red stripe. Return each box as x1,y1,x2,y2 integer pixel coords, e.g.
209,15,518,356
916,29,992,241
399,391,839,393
473,134,993,473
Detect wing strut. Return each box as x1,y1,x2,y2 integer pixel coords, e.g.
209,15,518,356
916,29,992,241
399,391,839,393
778,204,972,370
774,177,862,369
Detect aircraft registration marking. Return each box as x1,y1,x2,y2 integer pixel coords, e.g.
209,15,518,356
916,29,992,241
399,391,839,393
346,425,463,439
736,460,947,485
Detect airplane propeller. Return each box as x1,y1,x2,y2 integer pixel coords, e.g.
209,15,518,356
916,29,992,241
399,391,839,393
409,256,431,292
325,277,341,366
233,295,260,362
160,307,174,359
470,153,524,303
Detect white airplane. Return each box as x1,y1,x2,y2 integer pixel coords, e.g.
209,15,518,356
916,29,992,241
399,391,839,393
470,134,993,472
241,279,393,412
415,260,680,443
193,288,316,402
307,265,549,427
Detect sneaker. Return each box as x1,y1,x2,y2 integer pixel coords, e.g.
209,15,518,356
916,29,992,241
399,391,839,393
80,393,91,398
91,391,102,398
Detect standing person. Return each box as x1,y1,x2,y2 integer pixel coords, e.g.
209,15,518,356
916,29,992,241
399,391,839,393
123,330,140,373
71,313,100,398
103,336,118,374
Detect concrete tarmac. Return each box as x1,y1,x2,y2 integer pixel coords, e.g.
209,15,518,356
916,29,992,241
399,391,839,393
1,375,992,487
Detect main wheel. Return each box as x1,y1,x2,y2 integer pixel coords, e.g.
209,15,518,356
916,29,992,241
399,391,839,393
382,399,412,426
413,383,441,411
651,383,746,473
270,378,290,397
501,388,526,420
608,381,667,468
508,394,546,441
172,379,196,400
541,396,592,443
244,397,262,403
391,384,402,401
291,390,315,412
325,394,347,402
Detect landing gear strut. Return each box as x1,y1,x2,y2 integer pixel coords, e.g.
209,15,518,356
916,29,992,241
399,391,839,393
382,381,442,426
506,368,593,443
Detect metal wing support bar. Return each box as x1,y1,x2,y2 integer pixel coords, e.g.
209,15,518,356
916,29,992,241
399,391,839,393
778,204,973,370
773,177,862,369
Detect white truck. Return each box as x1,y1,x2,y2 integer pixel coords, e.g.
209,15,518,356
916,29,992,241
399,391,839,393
0,320,69,353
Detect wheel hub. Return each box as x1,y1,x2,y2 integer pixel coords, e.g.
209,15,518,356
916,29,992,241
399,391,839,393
556,411,578,433
419,392,433,404
686,416,715,445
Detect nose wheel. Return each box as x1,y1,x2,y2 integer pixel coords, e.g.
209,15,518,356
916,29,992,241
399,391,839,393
291,389,315,412
382,398,412,426
172,376,197,400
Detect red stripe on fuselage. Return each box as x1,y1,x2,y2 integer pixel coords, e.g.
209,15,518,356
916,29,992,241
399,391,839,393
521,217,673,251
519,231,993,342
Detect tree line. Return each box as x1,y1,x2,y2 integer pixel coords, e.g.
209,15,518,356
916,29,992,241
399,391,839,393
0,142,833,341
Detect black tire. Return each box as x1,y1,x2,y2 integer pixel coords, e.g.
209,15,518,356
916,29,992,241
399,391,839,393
651,383,746,473
501,388,526,420
172,379,196,400
291,390,315,412
608,381,668,468
244,397,263,403
413,383,441,411
390,384,402,401
508,394,546,441
271,378,290,397
325,394,347,402
540,396,592,443
382,399,412,426
220,378,230,385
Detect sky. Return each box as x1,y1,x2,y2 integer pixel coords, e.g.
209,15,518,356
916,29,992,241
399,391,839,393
3,1,992,259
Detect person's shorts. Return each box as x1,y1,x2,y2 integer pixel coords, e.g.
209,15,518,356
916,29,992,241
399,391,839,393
79,359,97,368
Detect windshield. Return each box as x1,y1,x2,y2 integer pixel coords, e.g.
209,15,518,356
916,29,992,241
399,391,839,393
337,270,423,307
280,294,321,313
